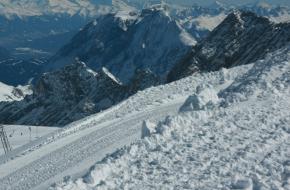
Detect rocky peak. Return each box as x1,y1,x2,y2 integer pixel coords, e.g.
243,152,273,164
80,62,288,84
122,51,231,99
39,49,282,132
46,7,193,83
0,61,128,126
168,10,290,82
35,60,97,100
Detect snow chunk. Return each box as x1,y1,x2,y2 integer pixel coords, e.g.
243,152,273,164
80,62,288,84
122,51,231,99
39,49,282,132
141,120,156,138
180,85,219,112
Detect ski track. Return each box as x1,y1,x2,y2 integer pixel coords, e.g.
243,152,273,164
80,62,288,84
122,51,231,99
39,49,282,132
0,100,184,190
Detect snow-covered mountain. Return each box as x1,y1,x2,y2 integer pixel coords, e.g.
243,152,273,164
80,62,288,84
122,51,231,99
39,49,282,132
0,82,32,102
168,10,290,81
1,43,289,190
46,6,195,83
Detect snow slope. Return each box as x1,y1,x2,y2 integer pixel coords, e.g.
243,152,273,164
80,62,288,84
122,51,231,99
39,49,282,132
0,82,32,102
0,125,58,155
0,53,252,190
52,46,290,190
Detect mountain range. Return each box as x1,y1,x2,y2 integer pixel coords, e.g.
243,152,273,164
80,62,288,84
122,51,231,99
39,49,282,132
1,6,290,126
168,10,290,81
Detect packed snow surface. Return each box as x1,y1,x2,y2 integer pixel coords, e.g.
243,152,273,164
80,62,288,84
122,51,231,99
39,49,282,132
0,125,59,156
52,47,290,190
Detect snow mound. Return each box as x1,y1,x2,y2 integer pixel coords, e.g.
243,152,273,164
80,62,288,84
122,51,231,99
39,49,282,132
179,85,219,112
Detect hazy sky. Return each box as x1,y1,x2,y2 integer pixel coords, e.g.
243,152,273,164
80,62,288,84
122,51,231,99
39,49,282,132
164,0,290,6
161,0,290,6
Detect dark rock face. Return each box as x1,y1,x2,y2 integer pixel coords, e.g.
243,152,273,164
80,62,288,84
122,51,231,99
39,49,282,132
0,61,127,126
0,61,162,126
128,69,161,94
167,11,290,82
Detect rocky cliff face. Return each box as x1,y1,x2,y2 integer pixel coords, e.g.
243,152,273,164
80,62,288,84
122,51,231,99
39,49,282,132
168,11,290,82
0,60,163,126
0,61,127,126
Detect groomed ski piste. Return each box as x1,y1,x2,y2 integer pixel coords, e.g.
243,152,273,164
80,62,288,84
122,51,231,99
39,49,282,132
0,125,59,155
0,46,290,190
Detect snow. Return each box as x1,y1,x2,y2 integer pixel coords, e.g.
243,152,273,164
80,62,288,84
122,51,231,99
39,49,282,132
192,13,227,31
0,125,59,156
0,54,252,190
179,86,219,111
51,47,290,190
113,0,138,20
101,67,122,85
179,30,197,46
0,82,32,102
0,46,290,190
269,12,290,23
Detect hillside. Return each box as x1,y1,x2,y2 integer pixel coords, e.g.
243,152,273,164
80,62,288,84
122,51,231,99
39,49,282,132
53,46,290,190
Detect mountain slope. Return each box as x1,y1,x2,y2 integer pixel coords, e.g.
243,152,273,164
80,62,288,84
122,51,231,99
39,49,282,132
168,10,290,81
0,45,289,190
0,61,127,126
46,7,195,83
53,45,290,190
0,59,162,126
0,50,253,190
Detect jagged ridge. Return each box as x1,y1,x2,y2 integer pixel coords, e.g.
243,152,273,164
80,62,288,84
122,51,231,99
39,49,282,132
168,10,290,82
